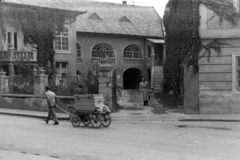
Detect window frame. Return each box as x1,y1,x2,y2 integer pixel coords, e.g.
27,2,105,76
91,43,115,58
55,61,68,77
234,0,239,12
7,31,18,50
236,56,240,91
123,44,142,59
76,43,81,58
232,52,240,91
54,27,70,51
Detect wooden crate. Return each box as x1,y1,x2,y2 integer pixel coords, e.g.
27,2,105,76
74,94,95,111
93,94,104,106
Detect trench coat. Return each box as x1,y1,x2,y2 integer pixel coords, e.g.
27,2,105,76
139,81,149,101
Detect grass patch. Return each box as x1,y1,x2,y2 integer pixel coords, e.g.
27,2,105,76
151,92,183,114
154,93,183,109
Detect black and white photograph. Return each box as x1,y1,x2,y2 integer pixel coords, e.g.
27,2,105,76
0,0,239,159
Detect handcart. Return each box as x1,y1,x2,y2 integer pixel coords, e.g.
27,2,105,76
58,94,111,129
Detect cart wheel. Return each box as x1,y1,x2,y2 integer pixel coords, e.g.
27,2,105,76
70,116,81,127
90,114,102,128
82,114,91,126
101,114,111,127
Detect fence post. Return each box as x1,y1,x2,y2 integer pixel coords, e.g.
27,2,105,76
98,59,114,111
112,69,117,111
0,71,9,94
34,69,48,96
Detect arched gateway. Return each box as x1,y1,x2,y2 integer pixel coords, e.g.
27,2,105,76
123,68,142,89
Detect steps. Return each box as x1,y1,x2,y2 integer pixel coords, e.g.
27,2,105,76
152,66,163,92
117,89,164,110
117,90,145,109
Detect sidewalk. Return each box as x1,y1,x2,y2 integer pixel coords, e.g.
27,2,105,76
0,149,60,160
0,107,180,122
0,107,240,122
178,114,240,122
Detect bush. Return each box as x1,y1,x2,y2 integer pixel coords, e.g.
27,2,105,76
9,75,34,94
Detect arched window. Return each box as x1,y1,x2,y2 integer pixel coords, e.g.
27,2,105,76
54,27,69,51
123,44,142,58
76,43,81,57
147,45,151,58
91,43,114,58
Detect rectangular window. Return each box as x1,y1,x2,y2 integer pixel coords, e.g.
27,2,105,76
54,28,69,51
77,50,81,57
14,32,18,49
7,32,18,50
7,32,11,44
237,57,240,89
56,62,68,77
234,0,240,12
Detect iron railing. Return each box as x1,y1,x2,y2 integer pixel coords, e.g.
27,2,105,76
48,76,98,96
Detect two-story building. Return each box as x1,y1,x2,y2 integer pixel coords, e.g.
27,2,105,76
0,1,86,77
3,0,164,91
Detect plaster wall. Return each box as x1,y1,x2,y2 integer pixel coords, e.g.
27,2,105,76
198,2,240,113
0,23,32,51
77,34,151,87
198,39,240,113
0,95,74,113
0,14,78,76
54,16,78,76
199,2,240,39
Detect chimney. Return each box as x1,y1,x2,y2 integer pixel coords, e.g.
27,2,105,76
122,1,127,4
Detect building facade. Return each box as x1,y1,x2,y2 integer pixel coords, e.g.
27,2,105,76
198,0,240,114
0,1,85,77
3,0,164,91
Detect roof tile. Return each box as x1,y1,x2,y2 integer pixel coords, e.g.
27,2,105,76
4,0,163,38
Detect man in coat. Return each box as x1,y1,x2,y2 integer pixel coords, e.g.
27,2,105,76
139,78,149,106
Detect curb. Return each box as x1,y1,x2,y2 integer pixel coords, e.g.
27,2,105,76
178,118,240,122
0,112,69,120
0,112,165,122
2,112,240,122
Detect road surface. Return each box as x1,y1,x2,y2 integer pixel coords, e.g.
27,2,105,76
0,115,239,160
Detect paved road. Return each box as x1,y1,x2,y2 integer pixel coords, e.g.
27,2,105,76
0,115,240,160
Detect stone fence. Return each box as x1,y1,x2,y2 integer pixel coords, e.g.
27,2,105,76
0,58,116,111
0,94,74,113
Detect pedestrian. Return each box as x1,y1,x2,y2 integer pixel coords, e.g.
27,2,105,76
44,86,59,125
139,78,149,106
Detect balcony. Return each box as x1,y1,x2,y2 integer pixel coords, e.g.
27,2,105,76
123,59,143,65
0,48,37,63
91,58,115,64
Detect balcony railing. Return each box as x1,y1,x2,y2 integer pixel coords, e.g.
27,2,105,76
123,59,143,65
91,58,115,64
14,51,35,61
0,48,37,62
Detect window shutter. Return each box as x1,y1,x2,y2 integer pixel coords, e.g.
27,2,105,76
14,32,18,50
7,32,11,44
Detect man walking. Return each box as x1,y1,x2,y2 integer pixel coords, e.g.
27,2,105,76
44,86,59,125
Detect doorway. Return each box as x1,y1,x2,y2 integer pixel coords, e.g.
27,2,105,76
123,68,142,89
147,68,151,88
